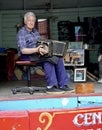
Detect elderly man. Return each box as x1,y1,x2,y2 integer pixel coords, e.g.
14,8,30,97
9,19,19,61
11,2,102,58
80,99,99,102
17,12,74,94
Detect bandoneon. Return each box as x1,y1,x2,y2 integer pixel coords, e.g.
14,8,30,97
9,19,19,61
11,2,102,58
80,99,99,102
37,39,67,57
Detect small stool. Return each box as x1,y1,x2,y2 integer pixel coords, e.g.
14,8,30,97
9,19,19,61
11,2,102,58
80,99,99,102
12,61,45,94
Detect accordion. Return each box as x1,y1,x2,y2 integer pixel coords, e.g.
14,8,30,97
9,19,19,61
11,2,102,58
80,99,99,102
37,39,67,57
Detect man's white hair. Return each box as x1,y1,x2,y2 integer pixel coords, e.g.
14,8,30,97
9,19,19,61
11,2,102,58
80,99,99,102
24,12,36,21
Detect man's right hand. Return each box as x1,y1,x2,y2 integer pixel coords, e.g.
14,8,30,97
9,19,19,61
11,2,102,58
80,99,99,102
37,45,48,55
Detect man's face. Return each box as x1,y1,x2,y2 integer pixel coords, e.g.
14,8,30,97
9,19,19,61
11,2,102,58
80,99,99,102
24,15,35,31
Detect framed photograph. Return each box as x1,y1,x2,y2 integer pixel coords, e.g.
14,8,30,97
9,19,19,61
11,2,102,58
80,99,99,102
68,42,83,49
64,49,84,66
74,68,86,82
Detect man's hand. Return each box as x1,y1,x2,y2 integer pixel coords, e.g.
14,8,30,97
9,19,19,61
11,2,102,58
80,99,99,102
37,45,49,56
98,55,102,62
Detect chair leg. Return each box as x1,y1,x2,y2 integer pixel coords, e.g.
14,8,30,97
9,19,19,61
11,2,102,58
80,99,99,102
12,86,35,94
12,65,35,94
27,66,31,87
11,65,46,95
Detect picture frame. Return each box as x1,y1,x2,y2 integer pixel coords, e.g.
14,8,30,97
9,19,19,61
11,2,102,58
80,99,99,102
74,68,86,82
64,49,84,66
68,42,83,49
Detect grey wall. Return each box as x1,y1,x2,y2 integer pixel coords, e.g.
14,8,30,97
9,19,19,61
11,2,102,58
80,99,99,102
0,7,102,49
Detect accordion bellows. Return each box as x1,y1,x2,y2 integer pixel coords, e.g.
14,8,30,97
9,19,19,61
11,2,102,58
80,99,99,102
37,39,67,57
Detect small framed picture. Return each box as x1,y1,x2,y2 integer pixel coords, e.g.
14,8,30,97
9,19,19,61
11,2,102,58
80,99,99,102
64,49,84,66
68,42,83,49
74,68,86,82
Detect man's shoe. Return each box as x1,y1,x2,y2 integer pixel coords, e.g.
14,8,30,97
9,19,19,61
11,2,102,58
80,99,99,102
46,86,65,94
97,79,102,83
60,85,75,93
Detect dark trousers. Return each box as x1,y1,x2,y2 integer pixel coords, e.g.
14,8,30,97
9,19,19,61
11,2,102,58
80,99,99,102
42,58,70,87
20,55,70,87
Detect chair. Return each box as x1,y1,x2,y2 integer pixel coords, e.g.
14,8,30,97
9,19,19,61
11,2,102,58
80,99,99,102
12,60,46,94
